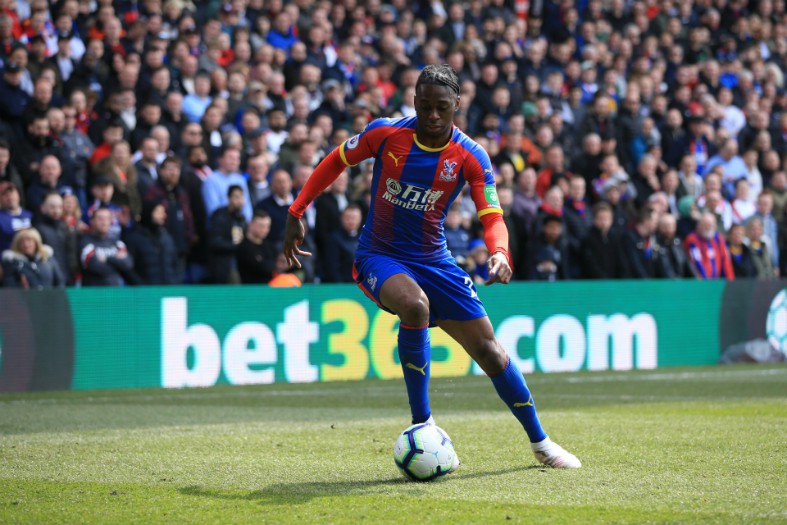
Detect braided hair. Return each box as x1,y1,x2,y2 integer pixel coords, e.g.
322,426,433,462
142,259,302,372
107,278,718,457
415,64,461,97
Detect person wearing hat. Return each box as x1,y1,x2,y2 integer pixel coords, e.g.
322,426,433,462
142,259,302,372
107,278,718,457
0,60,30,121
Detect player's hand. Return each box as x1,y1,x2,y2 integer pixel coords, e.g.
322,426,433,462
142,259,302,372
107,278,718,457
485,251,512,286
283,213,312,269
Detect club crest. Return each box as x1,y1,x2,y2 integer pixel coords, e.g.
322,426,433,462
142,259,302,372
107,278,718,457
439,159,458,182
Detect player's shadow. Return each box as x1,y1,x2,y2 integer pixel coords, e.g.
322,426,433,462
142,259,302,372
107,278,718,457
178,466,525,506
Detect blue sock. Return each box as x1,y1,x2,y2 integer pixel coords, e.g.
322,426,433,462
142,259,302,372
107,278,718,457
490,357,547,443
398,324,431,424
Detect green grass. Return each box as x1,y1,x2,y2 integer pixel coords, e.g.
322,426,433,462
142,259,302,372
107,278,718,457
1,365,786,524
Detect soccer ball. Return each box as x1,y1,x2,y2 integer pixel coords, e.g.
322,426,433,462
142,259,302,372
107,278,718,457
393,423,456,481
766,289,787,355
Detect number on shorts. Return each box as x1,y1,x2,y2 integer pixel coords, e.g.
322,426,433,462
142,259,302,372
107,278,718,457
463,276,478,300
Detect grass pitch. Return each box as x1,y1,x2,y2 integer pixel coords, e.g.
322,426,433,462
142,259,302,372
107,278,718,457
1,364,785,524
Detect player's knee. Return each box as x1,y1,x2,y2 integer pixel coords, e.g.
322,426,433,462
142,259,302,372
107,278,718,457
475,339,507,376
396,292,430,327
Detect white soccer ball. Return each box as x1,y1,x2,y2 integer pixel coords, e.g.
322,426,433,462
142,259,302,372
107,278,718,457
766,289,787,355
393,423,456,481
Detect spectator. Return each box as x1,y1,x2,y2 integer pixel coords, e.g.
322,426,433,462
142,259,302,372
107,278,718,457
26,155,70,218
632,155,662,208
123,201,179,285
58,104,94,206
79,206,135,286
702,189,733,233
444,203,471,267
684,211,735,281
563,176,590,277
0,0,784,287
314,170,348,276
730,178,756,226
535,186,565,239
511,167,540,255
660,170,686,216
745,217,776,280
704,138,747,198
323,204,362,283
14,114,60,186
236,210,277,284
677,154,704,200
752,191,779,272
2,227,64,288
727,223,757,278
580,202,625,280
246,154,271,206
571,133,603,189
143,156,195,275
0,182,32,252
88,118,125,170
0,139,24,204
535,145,572,199
130,101,162,151
620,207,663,279
257,168,295,246
466,238,491,284
769,172,787,223
656,213,693,278
667,115,713,174
33,191,77,284
207,184,246,284
202,145,252,224
578,94,617,148
741,150,764,203
93,140,141,223
528,214,570,281
0,61,30,122
134,136,160,197
182,70,213,123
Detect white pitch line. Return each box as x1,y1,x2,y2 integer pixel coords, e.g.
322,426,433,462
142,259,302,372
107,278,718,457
558,368,787,383
0,368,783,405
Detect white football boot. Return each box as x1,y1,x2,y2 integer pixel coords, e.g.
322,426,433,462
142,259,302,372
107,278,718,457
531,437,581,469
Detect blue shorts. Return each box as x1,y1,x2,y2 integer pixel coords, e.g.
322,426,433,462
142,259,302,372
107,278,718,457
352,253,487,326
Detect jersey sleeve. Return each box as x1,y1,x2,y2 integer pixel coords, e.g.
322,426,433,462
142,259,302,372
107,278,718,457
464,146,503,219
337,118,392,167
464,145,509,261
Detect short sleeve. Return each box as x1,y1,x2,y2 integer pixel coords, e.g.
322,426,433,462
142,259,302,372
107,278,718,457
338,118,393,167
464,145,503,218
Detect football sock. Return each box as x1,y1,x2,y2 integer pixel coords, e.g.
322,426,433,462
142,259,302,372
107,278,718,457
398,323,431,424
490,356,547,443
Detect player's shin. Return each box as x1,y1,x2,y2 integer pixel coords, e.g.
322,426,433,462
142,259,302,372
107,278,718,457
398,324,431,424
490,356,548,443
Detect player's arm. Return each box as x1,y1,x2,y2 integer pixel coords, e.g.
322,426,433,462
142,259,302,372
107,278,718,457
283,148,345,268
465,153,511,285
284,125,381,268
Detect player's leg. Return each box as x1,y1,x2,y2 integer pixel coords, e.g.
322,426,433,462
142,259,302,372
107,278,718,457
379,273,433,424
438,317,581,468
437,317,546,441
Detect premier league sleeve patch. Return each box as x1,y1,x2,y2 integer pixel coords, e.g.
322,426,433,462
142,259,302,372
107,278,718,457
484,186,499,206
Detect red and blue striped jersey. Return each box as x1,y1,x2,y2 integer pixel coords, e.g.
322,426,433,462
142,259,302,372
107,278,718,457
338,116,502,262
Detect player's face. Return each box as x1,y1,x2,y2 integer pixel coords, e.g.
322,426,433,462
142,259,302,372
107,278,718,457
414,84,459,144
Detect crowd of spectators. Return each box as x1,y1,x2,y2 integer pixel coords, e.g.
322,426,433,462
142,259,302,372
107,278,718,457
0,0,786,289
